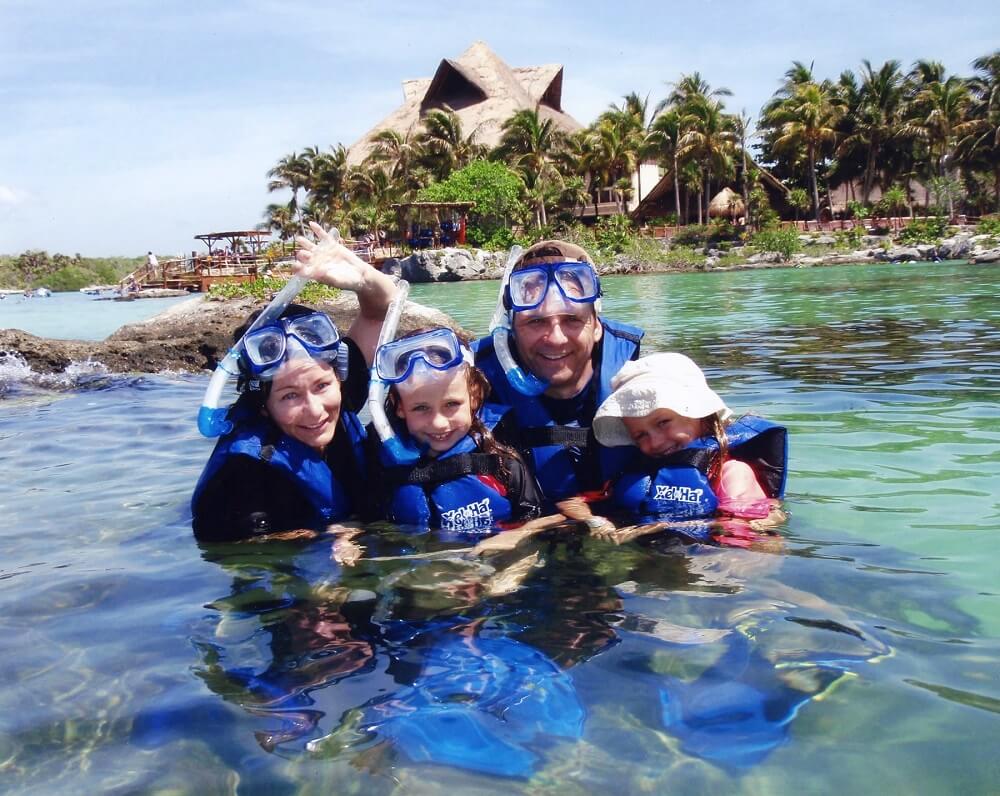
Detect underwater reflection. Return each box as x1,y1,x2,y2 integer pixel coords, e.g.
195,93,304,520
133,525,900,780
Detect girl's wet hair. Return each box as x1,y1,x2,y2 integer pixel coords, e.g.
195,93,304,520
386,325,522,476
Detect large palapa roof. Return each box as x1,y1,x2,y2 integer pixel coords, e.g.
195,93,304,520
346,41,583,166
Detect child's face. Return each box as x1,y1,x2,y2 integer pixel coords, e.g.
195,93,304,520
622,408,706,458
394,367,474,455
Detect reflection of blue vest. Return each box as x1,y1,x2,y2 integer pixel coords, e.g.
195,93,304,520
473,318,643,500
613,417,787,523
191,412,366,526
384,405,515,536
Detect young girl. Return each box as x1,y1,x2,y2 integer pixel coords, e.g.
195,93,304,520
591,352,787,544
370,326,543,536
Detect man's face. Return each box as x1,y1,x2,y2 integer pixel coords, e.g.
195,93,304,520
511,283,603,399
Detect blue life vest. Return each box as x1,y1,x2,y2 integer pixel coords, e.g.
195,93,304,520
191,410,366,527
473,318,643,500
382,404,515,536
612,416,787,524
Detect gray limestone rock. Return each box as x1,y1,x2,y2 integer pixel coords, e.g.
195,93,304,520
936,234,972,260
970,249,1000,263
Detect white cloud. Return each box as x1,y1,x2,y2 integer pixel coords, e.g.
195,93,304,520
0,186,23,205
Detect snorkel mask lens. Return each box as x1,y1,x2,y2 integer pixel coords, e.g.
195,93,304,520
375,328,468,383
506,262,601,312
242,312,341,376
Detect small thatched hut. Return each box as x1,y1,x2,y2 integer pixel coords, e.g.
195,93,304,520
708,187,746,220
346,41,583,166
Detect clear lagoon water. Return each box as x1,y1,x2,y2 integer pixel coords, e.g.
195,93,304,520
1,262,998,794
0,291,195,340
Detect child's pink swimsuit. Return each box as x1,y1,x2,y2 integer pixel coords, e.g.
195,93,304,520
715,459,771,519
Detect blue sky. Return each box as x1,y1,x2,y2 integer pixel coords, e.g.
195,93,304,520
1,0,996,256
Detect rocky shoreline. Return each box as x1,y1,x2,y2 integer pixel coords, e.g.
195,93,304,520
0,292,458,376
2,236,997,377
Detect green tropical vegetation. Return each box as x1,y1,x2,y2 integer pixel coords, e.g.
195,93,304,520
207,276,340,302
6,51,998,289
256,49,999,259
0,251,146,291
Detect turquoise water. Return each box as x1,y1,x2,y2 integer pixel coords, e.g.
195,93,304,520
1,262,999,794
0,291,194,340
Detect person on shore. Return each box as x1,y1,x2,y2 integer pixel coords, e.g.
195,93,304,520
146,251,159,280
366,326,543,538
590,352,788,546
191,223,398,542
472,240,644,526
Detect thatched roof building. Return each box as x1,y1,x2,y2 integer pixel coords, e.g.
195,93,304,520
346,41,583,166
708,187,746,219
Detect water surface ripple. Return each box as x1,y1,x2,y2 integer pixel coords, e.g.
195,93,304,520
1,262,998,794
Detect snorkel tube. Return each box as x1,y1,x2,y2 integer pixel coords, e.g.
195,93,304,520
367,279,422,465
488,245,548,396
198,273,308,437
198,227,351,436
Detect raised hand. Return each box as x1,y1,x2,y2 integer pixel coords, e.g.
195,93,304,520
294,222,369,292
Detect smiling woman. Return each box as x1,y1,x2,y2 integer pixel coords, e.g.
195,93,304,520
190,303,371,541
190,223,399,541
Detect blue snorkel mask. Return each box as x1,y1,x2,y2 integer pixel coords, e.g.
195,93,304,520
241,312,343,379
489,244,603,396
197,229,347,438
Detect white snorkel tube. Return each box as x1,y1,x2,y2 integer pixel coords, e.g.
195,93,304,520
488,245,548,396
197,227,348,436
198,274,308,437
366,278,422,465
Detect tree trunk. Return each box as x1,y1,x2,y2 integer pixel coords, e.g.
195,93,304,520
673,153,682,224
704,167,711,224
862,141,877,205
740,129,750,229
809,146,821,222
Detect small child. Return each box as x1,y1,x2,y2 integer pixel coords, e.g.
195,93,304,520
372,327,543,536
591,353,787,543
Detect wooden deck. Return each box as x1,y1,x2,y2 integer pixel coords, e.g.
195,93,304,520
120,238,394,293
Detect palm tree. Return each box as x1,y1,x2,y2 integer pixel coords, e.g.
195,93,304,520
266,151,311,234
678,95,738,223
494,108,566,227
764,80,843,221
588,116,639,213
347,164,398,245
956,51,1000,210
657,73,735,223
260,202,298,242
762,61,816,118
366,127,428,195
903,70,970,217
643,108,684,223
598,92,650,203
305,145,349,225
418,108,486,180
851,60,905,204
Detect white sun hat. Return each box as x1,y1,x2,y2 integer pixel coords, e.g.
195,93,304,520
592,352,731,447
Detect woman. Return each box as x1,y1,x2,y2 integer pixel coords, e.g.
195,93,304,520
191,224,398,542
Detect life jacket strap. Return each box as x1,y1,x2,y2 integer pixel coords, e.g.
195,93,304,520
521,425,591,448
387,452,506,486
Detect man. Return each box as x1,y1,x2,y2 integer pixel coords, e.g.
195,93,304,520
473,240,643,509
146,251,159,280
